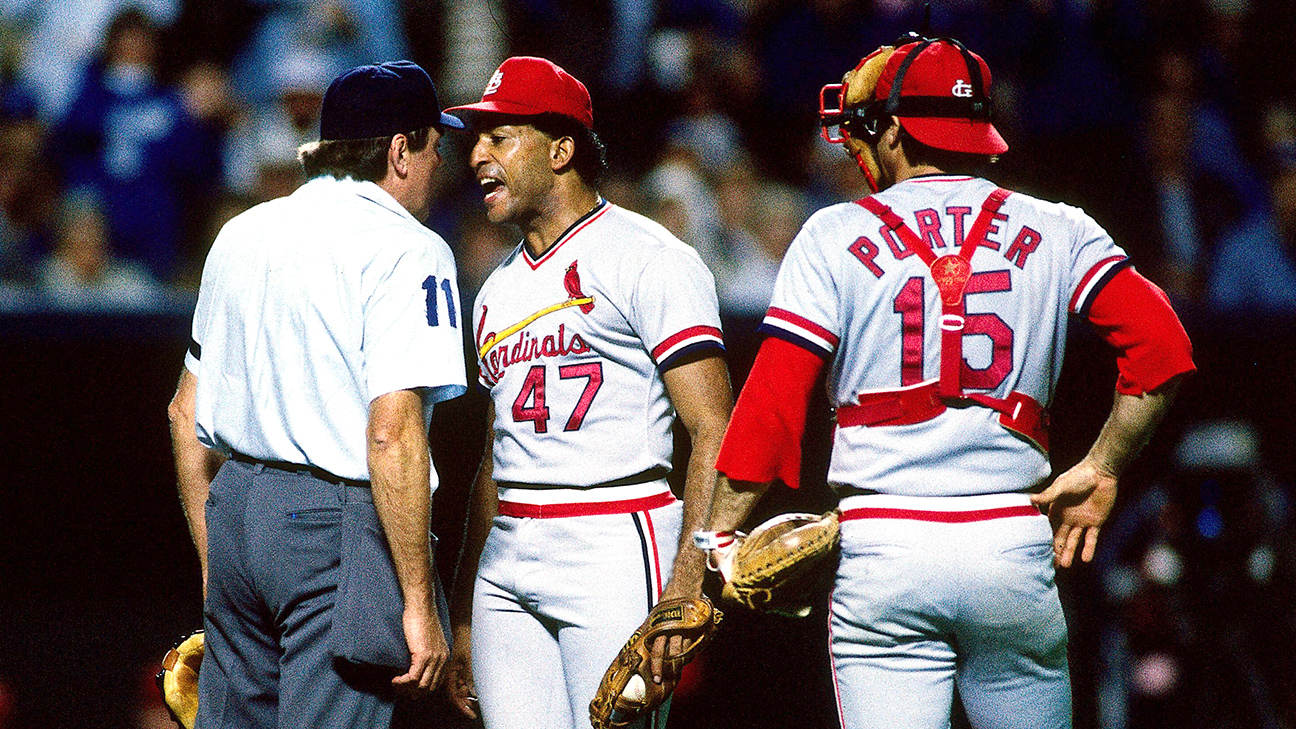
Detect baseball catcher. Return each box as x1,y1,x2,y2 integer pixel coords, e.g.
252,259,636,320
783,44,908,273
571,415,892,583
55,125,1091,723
589,596,722,729
156,630,204,729
694,26,1195,729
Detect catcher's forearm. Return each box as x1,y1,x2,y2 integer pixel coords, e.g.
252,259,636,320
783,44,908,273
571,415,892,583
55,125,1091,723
704,477,769,534
449,405,498,629
168,369,225,593
368,390,437,617
1084,380,1181,479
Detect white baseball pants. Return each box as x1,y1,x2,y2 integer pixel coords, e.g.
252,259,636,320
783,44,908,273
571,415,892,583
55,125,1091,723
471,499,683,729
829,501,1071,729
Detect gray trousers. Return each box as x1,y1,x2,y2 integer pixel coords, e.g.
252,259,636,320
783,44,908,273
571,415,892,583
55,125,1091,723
197,458,438,728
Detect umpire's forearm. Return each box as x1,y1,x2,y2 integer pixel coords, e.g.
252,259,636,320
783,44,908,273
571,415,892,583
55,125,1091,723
168,369,224,594
368,390,436,616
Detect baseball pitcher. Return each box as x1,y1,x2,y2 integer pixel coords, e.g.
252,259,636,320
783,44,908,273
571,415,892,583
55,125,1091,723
443,57,732,729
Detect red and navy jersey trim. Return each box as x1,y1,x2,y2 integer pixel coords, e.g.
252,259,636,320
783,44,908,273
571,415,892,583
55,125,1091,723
521,199,609,270
1072,256,1132,318
759,307,839,360
652,325,725,371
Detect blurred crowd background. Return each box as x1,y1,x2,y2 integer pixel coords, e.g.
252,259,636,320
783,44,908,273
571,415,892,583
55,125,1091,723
1,0,1294,728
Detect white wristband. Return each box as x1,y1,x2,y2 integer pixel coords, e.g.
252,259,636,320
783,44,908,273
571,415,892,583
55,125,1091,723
692,530,738,551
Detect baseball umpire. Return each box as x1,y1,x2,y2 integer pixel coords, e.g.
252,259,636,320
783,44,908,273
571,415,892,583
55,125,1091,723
441,57,733,729
694,36,1196,728
166,61,467,726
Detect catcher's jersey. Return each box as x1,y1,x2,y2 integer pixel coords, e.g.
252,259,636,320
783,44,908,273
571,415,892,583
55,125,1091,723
186,176,468,482
763,175,1127,496
474,200,724,487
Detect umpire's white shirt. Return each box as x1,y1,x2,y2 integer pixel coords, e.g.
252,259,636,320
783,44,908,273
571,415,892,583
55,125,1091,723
186,175,467,482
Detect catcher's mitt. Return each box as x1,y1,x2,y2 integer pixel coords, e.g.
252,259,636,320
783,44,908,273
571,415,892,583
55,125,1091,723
720,511,841,618
589,596,722,729
156,630,204,729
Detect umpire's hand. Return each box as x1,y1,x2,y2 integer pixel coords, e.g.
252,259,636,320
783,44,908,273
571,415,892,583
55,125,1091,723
394,603,450,692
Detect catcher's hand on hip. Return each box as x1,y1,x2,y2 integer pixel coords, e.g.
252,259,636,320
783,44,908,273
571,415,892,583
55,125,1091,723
1031,459,1118,568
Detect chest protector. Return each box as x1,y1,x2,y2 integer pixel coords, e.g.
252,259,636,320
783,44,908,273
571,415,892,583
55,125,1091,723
836,188,1050,452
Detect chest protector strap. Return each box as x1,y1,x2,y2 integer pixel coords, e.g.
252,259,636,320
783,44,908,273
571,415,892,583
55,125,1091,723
844,188,1050,452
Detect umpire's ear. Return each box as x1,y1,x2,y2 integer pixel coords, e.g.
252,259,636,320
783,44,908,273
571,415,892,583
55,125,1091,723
389,133,412,177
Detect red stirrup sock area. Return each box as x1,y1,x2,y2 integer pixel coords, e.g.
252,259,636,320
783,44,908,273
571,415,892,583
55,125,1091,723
1086,267,1196,394
715,336,826,489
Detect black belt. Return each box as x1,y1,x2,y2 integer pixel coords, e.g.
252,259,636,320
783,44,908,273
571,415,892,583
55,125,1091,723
230,451,371,488
497,466,670,491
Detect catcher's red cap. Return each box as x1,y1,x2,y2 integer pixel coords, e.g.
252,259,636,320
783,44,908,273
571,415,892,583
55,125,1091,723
874,40,1007,155
447,56,594,130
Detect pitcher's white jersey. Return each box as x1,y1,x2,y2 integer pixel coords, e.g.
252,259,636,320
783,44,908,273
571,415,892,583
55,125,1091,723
762,175,1127,496
473,199,724,487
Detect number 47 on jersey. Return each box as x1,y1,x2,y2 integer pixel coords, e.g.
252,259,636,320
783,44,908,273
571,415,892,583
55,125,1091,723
513,362,603,433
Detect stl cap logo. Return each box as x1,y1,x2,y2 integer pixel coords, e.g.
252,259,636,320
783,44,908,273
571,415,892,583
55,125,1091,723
484,69,504,96
951,80,974,98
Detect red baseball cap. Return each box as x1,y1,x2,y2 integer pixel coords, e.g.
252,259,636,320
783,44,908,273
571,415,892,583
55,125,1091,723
874,40,1007,155
447,56,594,130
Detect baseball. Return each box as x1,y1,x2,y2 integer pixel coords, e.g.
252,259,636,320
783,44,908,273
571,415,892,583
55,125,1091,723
621,674,647,702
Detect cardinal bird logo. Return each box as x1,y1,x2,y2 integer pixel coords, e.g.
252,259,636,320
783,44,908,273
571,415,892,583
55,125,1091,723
564,261,596,313
478,262,597,360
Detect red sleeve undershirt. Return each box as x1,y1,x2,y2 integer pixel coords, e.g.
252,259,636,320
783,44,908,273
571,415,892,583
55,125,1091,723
1086,267,1196,394
715,336,825,489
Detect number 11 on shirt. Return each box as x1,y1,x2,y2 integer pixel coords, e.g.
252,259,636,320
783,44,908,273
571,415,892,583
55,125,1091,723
423,275,458,327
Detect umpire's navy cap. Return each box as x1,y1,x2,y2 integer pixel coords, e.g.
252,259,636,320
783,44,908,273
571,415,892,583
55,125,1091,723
319,60,465,141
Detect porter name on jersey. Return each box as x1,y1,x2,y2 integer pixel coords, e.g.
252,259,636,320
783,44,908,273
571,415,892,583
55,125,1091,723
848,203,1045,278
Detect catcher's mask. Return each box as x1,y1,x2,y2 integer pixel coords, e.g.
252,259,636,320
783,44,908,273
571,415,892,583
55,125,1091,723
819,32,921,147
820,34,1006,187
